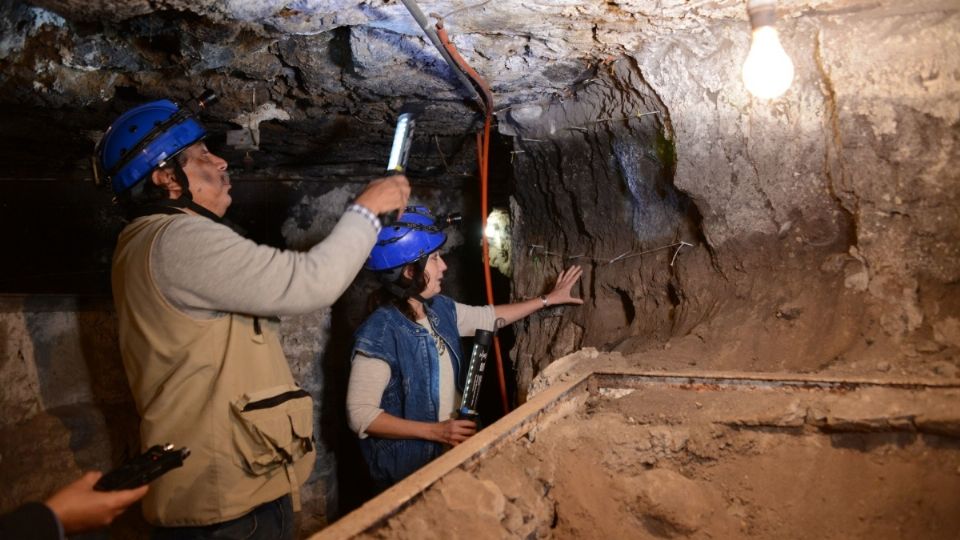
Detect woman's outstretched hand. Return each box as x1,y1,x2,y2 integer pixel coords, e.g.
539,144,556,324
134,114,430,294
492,265,585,326
545,265,584,306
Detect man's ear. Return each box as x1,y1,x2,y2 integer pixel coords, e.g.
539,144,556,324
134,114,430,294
151,167,182,199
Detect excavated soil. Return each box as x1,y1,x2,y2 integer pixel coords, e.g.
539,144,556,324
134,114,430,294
358,380,960,539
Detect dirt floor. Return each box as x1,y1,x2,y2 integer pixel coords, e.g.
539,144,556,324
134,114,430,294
357,379,960,539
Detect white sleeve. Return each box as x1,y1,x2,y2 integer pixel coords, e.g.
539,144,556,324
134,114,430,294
346,355,391,438
454,303,496,336
152,212,377,317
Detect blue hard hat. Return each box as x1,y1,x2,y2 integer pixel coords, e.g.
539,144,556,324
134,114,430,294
366,206,447,272
97,99,206,195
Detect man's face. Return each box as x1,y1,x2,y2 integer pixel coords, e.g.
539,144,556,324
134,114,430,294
182,142,231,217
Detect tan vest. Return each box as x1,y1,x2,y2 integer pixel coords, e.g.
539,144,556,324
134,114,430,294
112,214,316,526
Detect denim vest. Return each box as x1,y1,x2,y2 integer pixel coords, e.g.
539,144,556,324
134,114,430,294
352,295,463,488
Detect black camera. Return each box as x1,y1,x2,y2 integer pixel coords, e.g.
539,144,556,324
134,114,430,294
94,444,190,491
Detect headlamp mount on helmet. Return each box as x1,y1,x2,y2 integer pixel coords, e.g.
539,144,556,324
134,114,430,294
375,211,461,248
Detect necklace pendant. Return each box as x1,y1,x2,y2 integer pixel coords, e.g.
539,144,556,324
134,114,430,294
430,325,446,356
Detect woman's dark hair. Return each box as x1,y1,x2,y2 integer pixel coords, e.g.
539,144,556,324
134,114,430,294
115,151,190,218
367,261,429,321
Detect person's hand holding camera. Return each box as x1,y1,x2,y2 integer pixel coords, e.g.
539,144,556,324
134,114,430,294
45,471,148,534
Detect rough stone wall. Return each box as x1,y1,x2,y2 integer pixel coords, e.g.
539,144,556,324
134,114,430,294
500,59,706,398
638,8,960,337
505,5,960,395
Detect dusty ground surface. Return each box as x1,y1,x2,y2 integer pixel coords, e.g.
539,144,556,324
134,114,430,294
357,380,960,539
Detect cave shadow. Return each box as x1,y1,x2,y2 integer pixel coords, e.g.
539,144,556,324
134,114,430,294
318,285,377,521
23,295,148,539
827,430,914,452
73,300,148,540
70,299,142,466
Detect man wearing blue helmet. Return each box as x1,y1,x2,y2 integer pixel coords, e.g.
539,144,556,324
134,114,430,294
346,206,583,490
101,93,409,538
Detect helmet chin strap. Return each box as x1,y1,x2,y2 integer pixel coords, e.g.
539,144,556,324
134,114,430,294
382,281,428,304
379,257,432,304
167,160,225,223
128,161,246,235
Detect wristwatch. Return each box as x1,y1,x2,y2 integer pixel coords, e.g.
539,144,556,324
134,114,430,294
539,295,549,307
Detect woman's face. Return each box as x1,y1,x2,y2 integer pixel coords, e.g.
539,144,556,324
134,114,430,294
418,251,447,299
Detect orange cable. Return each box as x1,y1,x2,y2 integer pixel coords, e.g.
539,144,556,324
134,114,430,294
435,22,509,415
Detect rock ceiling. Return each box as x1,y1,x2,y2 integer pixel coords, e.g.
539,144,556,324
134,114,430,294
5,0,944,180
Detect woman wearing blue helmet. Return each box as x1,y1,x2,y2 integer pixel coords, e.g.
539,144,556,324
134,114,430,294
347,206,583,490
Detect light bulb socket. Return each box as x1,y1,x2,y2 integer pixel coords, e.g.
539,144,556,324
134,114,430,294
747,0,777,29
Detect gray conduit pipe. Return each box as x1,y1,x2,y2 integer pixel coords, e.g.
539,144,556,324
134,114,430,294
399,0,482,106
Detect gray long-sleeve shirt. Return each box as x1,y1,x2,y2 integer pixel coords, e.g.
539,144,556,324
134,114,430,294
150,211,377,318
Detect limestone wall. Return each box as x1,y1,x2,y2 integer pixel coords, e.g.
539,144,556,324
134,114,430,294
505,4,960,395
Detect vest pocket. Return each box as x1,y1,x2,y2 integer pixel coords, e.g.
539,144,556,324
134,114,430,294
230,384,315,475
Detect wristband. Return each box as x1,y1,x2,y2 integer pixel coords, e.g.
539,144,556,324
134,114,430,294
346,203,382,234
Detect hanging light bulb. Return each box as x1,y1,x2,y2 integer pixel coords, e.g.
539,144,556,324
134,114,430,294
742,0,794,99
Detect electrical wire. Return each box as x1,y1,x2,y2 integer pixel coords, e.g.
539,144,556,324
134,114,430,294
434,20,510,416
